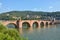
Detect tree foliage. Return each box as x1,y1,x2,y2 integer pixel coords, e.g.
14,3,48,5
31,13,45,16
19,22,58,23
0,24,27,40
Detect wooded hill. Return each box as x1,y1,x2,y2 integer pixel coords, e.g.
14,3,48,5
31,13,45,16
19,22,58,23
0,11,60,20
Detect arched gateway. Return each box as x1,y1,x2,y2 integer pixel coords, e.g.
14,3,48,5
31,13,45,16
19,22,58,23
0,20,53,28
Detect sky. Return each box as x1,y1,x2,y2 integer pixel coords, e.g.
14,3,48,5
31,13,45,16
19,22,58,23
0,0,60,13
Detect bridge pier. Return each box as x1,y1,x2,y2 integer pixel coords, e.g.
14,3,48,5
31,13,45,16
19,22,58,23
19,21,22,29
38,22,40,28
30,23,33,28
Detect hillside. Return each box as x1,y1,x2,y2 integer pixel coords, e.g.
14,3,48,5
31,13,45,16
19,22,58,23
0,11,48,17
0,11,60,20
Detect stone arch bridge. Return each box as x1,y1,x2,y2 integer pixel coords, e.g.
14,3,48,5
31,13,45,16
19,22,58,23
0,20,54,28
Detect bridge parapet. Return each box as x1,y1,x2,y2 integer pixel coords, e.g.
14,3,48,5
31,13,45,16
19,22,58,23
0,20,17,26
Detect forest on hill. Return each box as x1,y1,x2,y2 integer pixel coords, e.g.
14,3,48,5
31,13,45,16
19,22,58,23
0,11,60,20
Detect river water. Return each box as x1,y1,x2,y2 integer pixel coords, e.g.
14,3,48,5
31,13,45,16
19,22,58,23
19,24,60,40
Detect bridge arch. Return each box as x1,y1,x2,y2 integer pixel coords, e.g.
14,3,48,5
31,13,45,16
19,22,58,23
49,22,52,25
32,22,39,28
40,22,44,27
7,23,17,28
46,22,48,26
22,22,30,28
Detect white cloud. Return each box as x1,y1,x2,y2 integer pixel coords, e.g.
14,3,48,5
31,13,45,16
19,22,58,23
49,6,53,9
32,8,42,11
33,8,37,11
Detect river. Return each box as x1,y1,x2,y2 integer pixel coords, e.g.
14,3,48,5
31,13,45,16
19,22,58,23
19,24,60,40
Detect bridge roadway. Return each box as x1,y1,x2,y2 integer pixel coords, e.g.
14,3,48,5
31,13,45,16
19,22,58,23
0,20,54,28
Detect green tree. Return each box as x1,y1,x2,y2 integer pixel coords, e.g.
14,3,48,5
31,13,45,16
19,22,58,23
0,23,28,40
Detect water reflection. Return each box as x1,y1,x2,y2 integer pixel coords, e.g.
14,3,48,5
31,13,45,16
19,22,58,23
19,27,34,34
8,24,60,40
19,25,56,34
7,24,60,40
19,28,23,34
21,24,60,40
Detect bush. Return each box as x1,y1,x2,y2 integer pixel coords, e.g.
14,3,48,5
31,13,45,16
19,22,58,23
0,24,28,40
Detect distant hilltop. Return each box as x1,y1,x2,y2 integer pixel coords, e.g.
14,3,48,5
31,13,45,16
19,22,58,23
0,11,60,20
